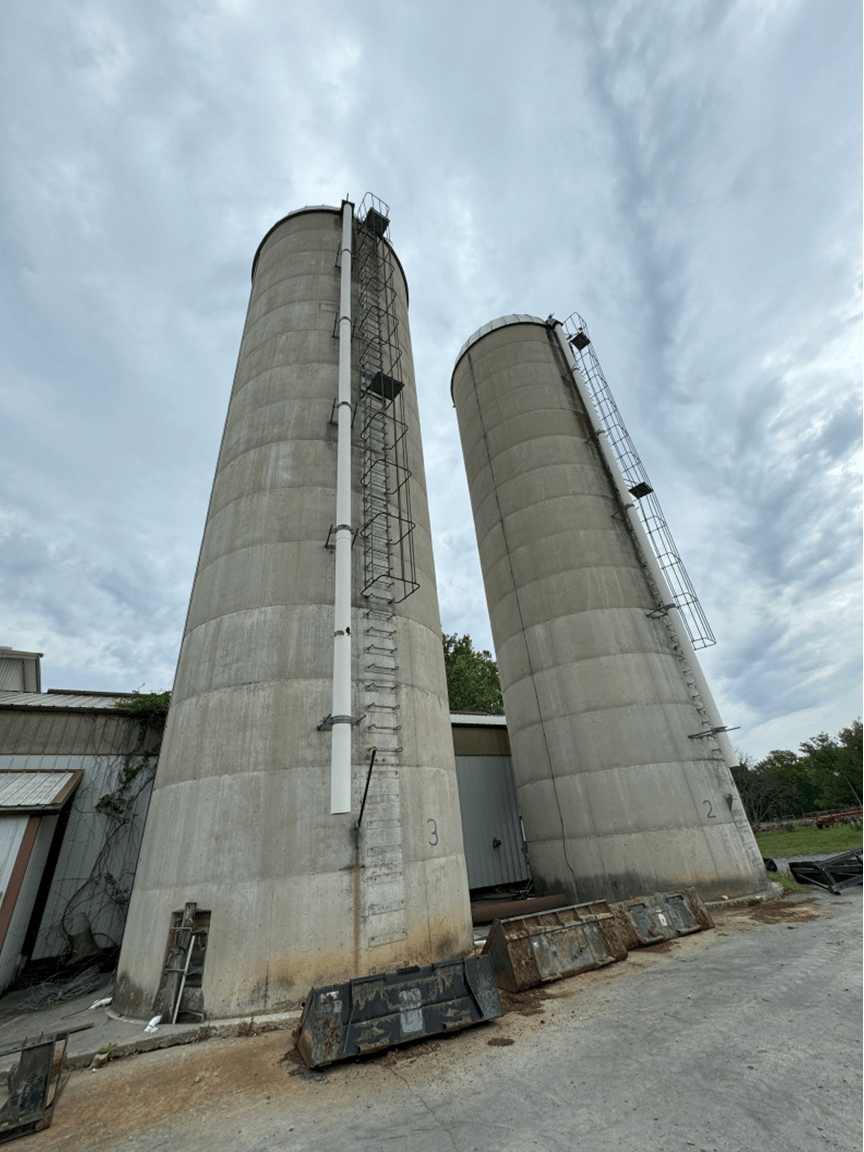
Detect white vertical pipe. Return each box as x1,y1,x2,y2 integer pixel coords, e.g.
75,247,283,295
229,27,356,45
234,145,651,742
551,323,739,769
330,200,354,814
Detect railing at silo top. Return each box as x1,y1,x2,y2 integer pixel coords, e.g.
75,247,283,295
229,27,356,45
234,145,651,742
562,312,715,651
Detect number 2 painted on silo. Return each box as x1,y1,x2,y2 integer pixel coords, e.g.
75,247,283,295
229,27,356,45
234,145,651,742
427,818,439,846
703,800,716,818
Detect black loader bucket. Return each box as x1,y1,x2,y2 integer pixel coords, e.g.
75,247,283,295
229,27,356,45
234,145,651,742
297,955,502,1068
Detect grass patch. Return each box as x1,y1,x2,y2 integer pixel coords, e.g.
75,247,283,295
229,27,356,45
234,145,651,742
755,823,863,857
771,872,811,893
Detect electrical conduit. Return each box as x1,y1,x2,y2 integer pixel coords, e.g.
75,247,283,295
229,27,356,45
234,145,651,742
331,200,355,814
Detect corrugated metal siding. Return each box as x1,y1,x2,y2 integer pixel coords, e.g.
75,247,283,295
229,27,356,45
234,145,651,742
0,710,153,756
0,815,57,993
0,755,157,961
0,661,24,692
455,755,528,889
22,660,39,694
0,772,76,808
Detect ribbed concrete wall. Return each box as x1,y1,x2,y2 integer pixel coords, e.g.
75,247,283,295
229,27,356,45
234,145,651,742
115,207,471,1018
451,317,770,905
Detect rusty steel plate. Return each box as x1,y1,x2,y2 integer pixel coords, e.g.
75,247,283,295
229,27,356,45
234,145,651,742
482,900,629,992
296,955,502,1068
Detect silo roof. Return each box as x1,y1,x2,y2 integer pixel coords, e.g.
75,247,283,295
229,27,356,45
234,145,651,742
251,205,409,304
450,314,548,398
457,314,547,361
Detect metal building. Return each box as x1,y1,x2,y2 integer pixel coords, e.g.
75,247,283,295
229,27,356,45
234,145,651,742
115,200,472,1019
450,315,770,905
451,713,528,891
0,687,159,986
0,648,42,694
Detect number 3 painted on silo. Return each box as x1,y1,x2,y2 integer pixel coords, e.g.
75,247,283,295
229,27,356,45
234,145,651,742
427,818,439,846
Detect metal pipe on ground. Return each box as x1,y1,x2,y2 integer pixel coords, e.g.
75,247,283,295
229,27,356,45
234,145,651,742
470,893,567,926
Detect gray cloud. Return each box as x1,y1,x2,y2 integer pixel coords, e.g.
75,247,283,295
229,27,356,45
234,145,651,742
0,0,859,756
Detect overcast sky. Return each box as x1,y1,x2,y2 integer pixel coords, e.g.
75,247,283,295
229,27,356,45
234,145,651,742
1,0,860,761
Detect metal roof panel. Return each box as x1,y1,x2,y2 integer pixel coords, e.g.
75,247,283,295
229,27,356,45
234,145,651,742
0,771,82,810
0,692,132,711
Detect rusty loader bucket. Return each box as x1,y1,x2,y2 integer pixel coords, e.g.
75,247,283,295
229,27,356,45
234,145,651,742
611,888,714,949
481,901,629,992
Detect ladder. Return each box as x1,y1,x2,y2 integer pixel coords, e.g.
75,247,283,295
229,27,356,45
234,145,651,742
563,312,715,651
556,317,722,751
354,195,418,775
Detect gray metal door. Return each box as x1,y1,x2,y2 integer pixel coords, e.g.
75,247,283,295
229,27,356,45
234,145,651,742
455,756,528,890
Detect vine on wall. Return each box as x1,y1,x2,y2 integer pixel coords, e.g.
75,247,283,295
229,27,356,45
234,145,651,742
48,692,171,959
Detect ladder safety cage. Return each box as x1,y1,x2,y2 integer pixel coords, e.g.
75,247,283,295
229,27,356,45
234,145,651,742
354,193,420,606
562,312,715,650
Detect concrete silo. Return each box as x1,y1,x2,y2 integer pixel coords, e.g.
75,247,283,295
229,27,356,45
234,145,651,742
115,199,472,1019
451,315,770,905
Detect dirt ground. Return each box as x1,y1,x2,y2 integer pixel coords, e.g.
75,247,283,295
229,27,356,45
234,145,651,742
22,889,863,1152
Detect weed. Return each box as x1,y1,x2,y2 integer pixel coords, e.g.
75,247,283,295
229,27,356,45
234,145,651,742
771,873,811,893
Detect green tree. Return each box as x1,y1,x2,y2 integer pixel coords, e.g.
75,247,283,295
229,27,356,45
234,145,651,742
798,719,862,810
442,633,503,714
731,750,804,827
734,718,864,823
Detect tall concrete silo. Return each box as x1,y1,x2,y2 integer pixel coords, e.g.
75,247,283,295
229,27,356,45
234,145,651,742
451,314,770,905
115,199,472,1019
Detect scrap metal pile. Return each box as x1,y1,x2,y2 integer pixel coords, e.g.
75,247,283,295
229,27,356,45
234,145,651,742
789,849,863,894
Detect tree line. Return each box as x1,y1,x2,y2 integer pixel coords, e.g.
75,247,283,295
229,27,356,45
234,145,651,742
731,719,862,827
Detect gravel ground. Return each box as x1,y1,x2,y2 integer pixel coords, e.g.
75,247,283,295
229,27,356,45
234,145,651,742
21,883,862,1152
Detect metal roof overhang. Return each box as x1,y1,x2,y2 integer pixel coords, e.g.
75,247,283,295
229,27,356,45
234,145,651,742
0,771,83,814
0,692,132,713
450,713,508,727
